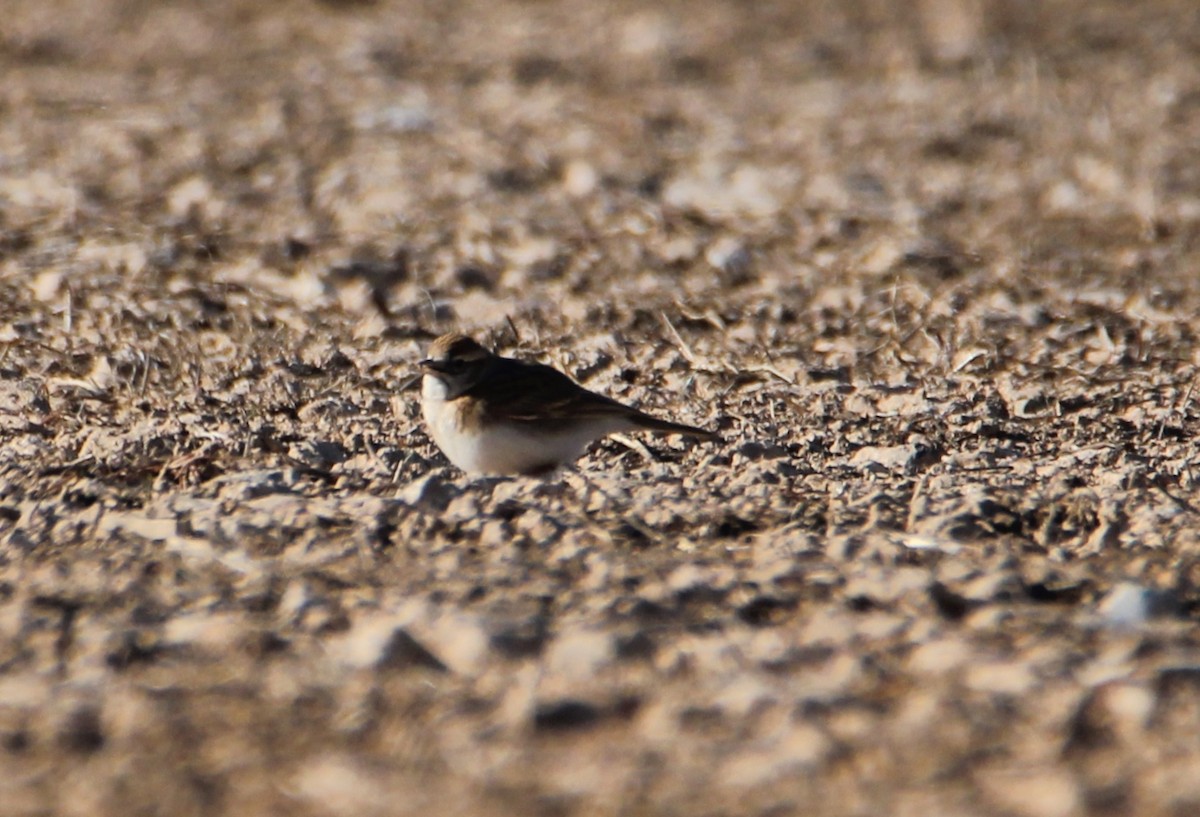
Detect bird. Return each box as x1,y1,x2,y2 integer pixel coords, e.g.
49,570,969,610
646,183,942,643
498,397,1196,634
419,332,717,475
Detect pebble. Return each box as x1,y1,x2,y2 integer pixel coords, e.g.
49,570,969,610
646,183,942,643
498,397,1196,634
1096,582,1180,627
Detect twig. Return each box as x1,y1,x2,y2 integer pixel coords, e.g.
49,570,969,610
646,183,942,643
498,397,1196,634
906,475,927,532
1158,376,1197,441
741,365,795,385
395,372,421,392
660,311,697,366
610,433,659,464
420,288,440,330
64,284,73,334
138,349,152,396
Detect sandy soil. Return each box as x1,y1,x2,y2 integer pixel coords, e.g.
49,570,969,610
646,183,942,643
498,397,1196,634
2,1,1200,815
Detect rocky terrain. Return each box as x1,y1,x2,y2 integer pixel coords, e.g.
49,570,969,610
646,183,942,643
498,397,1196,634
2,1,1200,815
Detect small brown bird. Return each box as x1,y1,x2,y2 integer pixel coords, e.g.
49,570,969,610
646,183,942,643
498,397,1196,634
419,333,716,475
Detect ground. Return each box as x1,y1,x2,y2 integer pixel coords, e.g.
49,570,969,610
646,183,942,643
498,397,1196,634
1,1,1200,815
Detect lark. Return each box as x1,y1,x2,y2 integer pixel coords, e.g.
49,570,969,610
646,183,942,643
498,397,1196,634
419,333,716,475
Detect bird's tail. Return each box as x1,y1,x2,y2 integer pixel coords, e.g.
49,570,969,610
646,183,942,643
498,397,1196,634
630,412,718,439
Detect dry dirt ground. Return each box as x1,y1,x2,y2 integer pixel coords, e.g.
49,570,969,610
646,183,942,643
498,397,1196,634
2,1,1200,815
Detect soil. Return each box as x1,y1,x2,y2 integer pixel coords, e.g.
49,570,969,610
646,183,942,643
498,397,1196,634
2,1,1200,815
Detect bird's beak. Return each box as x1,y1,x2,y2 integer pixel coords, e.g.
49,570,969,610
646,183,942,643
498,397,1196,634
420,358,449,374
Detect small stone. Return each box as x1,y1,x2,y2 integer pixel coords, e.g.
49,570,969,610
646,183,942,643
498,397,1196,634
964,660,1036,696
57,705,105,755
290,755,389,817
705,236,752,280
849,444,913,470
443,493,481,522
1097,582,1180,627
563,160,597,197
976,766,1081,817
296,440,350,468
478,519,510,548
909,637,974,675
1065,682,1154,753
98,512,177,542
490,617,550,659
213,470,295,501
663,164,783,221
376,628,448,673
416,613,490,675
398,474,460,512
455,265,494,291
919,0,984,65
545,627,612,677
533,699,602,732
737,441,788,461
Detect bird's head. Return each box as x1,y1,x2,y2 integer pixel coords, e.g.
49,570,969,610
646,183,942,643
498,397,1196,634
420,333,493,399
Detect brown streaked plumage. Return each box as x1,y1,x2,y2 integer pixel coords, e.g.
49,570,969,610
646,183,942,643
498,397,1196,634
419,332,716,475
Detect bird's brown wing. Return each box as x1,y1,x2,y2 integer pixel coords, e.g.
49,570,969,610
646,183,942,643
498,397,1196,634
464,358,715,437
465,359,635,431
